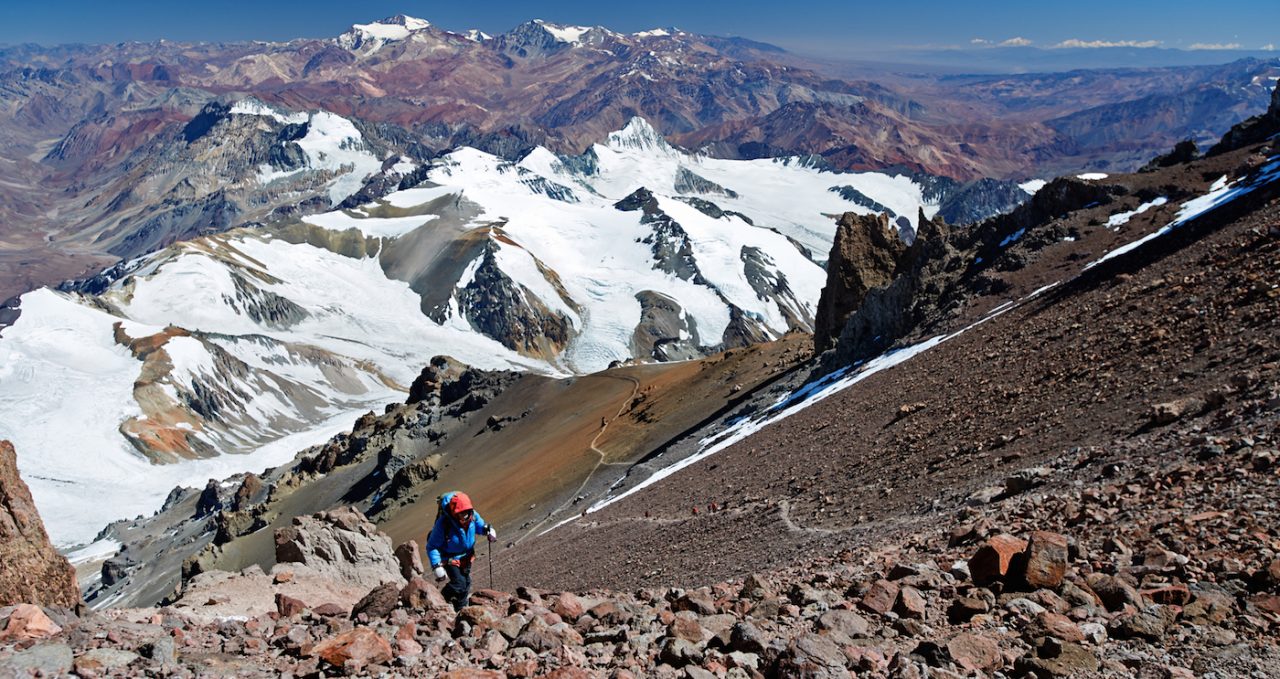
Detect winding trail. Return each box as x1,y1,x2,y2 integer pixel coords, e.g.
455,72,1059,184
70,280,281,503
515,374,641,544
530,496,858,538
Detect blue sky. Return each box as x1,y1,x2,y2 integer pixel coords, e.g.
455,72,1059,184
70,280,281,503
1,0,1276,56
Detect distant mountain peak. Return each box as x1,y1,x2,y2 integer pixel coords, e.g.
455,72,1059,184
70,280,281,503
530,19,598,45
633,28,679,38
606,117,678,155
337,15,432,52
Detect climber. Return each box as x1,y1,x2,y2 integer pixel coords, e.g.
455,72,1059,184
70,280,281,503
426,491,496,610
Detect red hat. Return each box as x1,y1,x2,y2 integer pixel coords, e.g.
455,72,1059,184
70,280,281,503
447,492,473,517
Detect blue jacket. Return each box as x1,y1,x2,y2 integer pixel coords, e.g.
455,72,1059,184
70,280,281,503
426,511,489,568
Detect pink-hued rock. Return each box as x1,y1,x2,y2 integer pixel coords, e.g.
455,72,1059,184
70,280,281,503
1022,531,1070,589
969,534,1029,586
0,603,62,641
858,579,900,615
552,592,585,621
0,441,82,609
310,627,393,667
947,632,1002,672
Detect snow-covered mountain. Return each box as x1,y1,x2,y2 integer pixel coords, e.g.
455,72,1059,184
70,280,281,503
336,15,433,53
0,102,938,547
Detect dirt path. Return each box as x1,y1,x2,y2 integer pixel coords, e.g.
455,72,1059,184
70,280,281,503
514,374,641,544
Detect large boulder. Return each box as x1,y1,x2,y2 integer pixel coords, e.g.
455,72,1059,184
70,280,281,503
273,506,404,589
0,441,82,609
813,212,908,353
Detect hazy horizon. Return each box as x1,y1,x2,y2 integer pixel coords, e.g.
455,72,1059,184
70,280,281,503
2,0,1276,62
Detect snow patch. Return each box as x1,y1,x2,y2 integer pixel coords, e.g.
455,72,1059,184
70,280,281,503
999,228,1026,248
229,99,307,125
534,20,591,44
1086,156,1280,270
1018,179,1047,195
302,210,438,239
1105,197,1168,229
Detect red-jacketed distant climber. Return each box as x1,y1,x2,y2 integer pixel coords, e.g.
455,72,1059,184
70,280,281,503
426,491,496,610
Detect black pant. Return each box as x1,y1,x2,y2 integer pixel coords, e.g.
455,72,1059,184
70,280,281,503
443,562,472,611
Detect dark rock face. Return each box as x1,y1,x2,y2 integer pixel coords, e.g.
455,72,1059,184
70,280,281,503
631,291,703,362
0,441,82,609
812,212,908,353
936,178,1031,227
1140,140,1200,172
104,190,243,260
194,479,222,518
456,243,574,357
494,20,572,59
822,210,954,367
406,356,468,405
674,166,737,197
829,185,893,216
228,272,308,329
741,246,811,332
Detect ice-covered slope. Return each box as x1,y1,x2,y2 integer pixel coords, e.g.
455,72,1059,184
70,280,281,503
0,234,550,546
0,109,936,547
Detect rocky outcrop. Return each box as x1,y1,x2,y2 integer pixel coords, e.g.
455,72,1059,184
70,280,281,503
812,212,908,353
273,507,405,590
818,173,1122,370
406,356,469,405
617,188,703,282
821,210,958,368
1140,139,1199,171
456,241,575,358
0,441,81,609
631,291,703,361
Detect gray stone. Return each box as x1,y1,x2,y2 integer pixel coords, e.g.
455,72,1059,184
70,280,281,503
75,647,140,673
1079,622,1107,645
1015,641,1100,677
660,637,703,667
0,643,74,676
1005,598,1048,618
777,633,847,679
729,621,769,654
726,651,760,670
1110,604,1177,641
817,609,871,638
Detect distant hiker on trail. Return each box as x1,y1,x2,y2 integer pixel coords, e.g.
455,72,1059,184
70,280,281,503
426,491,496,610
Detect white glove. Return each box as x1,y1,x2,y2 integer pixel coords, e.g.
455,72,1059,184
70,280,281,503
433,566,447,581
487,527,497,543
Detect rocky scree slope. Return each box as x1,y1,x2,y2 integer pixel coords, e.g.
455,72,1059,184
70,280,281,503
1,412,1278,677
498,102,1280,587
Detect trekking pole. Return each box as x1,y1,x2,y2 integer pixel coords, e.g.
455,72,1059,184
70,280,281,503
488,541,494,589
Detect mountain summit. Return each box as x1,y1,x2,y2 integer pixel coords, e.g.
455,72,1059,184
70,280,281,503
336,15,432,52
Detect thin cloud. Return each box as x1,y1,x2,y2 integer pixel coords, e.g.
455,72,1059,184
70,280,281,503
970,38,992,46
1263,44,1277,51
999,37,1033,47
1188,42,1243,50
1053,38,1161,49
